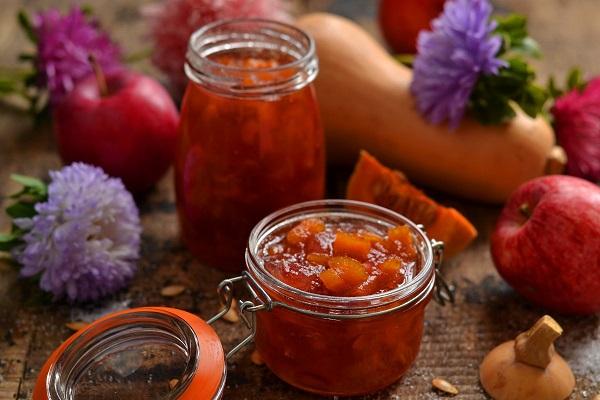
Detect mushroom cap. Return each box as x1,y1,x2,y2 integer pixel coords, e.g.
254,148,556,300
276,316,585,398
480,340,575,400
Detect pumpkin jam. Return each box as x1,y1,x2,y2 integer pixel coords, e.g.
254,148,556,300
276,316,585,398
259,216,420,296
253,214,431,396
175,50,324,271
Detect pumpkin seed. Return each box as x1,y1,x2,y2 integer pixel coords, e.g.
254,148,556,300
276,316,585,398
161,285,186,297
432,377,459,395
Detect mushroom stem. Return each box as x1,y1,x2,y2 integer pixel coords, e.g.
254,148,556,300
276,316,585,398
514,315,562,369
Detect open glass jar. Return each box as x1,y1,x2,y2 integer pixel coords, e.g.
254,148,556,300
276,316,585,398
175,19,325,272
242,199,446,395
34,201,451,399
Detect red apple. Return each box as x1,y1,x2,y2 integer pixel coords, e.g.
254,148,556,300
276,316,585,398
378,0,446,54
491,175,600,315
53,70,179,193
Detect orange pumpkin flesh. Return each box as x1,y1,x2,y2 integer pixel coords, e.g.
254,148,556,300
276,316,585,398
346,151,477,257
333,232,372,260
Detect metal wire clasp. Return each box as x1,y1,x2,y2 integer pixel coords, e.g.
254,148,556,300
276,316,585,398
431,240,455,305
207,272,272,359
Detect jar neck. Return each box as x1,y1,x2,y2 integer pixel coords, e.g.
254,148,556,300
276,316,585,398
185,18,318,99
245,200,436,317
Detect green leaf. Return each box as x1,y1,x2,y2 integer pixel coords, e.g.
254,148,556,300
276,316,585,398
494,14,542,59
24,72,38,88
519,84,548,118
8,187,45,203
468,53,548,125
495,14,527,37
495,14,527,52
0,233,22,252
566,68,585,91
8,188,26,199
518,37,542,58
546,67,588,100
6,202,36,219
547,76,562,99
18,53,35,62
0,78,18,94
393,54,415,68
81,4,94,16
10,174,47,198
17,10,37,44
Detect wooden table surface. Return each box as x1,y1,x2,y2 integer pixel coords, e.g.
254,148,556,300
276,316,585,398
0,1,598,399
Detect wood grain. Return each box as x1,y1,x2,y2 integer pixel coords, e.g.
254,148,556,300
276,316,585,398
0,1,598,399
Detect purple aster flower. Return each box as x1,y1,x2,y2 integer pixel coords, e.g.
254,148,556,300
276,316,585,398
33,7,122,104
12,163,141,302
410,0,507,128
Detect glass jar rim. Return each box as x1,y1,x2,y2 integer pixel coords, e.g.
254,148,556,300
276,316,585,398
38,308,226,400
185,18,318,97
188,18,316,73
245,200,436,313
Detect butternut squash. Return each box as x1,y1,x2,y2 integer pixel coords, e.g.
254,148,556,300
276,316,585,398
297,13,563,204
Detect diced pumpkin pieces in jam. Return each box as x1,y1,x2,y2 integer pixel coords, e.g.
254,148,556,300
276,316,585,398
286,218,325,245
263,217,419,297
327,256,368,287
379,258,402,274
319,268,347,293
303,218,326,234
358,230,384,243
388,225,412,243
307,253,330,265
386,225,417,258
333,232,372,260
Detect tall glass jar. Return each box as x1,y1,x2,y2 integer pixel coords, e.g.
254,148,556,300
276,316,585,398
176,19,325,271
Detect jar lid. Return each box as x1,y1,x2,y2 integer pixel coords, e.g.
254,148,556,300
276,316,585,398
33,307,226,400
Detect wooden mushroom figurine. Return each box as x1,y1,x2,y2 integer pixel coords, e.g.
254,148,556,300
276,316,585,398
480,315,575,400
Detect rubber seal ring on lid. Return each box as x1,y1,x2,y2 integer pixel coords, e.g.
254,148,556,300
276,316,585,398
33,307,226,400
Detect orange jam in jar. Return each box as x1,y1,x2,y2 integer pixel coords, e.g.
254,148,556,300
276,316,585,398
245,200,442,396
261,217,420,296
176,20,324,271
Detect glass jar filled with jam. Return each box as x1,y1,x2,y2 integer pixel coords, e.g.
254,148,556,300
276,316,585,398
242,199,448,396
176,19,325,271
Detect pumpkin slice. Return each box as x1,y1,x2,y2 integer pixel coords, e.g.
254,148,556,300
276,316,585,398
346,151,477,257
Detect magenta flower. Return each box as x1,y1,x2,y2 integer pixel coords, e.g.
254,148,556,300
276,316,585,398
552,78,600,182
143,0,289,96
33,7,122,104
411,0,506,128
12,163,141,302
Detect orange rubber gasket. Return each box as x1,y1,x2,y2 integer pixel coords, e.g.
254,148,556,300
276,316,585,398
33,307,225,400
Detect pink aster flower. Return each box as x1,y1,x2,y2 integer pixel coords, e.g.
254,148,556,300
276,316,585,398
33,7,122,104
552,78,600,183
143,0,289,96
